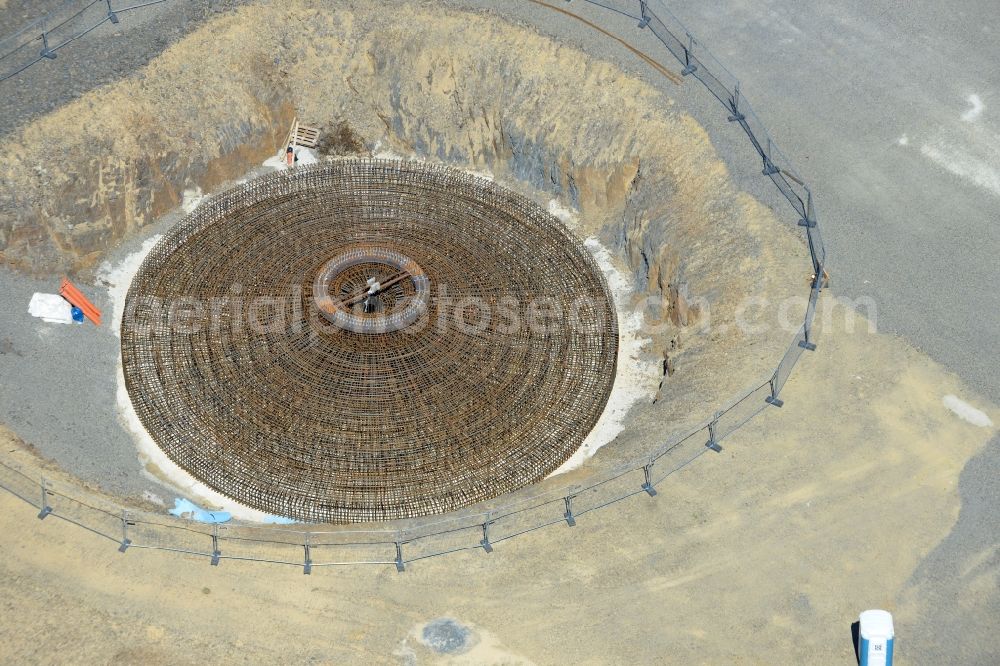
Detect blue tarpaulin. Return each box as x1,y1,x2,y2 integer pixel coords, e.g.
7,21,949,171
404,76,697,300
168,498,232,523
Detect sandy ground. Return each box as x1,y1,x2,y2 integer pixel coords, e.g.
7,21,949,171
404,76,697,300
0,308,996,664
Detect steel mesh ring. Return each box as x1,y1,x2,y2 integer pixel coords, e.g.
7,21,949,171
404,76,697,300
121,159,618,523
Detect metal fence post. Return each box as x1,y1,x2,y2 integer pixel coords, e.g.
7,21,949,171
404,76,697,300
106,0,119,24
799,294,819,351
210,524,221,566
798,189,817,229
303,532,312,575
799,327,817,351
762,138,779,175
765,375,784,408
705,417,722,452
394,533,405,573
563,495,576,527
642,462,657,496
681,34,698,76
118,509,132,553
637,1,651,28
480,515,493,553
39,33,56,60
37,476,52,519
728,82,746,122
805,231,821,282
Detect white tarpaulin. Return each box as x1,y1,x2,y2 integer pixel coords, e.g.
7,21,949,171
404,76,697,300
28,293,74,324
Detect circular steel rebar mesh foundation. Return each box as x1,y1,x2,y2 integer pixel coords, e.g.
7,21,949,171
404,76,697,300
122,159,618,523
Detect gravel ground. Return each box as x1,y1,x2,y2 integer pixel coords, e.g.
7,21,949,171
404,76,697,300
1,0,997,662
0,211,185,503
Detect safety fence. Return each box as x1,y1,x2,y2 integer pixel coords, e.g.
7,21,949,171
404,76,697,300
0,0,826,571
0,0,169,83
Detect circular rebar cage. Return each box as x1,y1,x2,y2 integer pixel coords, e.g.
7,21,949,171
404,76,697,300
121,159,618,523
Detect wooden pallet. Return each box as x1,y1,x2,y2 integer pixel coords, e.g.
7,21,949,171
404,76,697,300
293,124,320,148
283,117,320,150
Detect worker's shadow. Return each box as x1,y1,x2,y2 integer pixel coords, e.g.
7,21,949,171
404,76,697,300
851,621,861,664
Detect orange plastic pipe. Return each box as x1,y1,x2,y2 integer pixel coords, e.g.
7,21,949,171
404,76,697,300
60,278,102,326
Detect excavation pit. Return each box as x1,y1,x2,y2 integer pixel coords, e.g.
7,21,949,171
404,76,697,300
1,1,812,529
121,159,618,523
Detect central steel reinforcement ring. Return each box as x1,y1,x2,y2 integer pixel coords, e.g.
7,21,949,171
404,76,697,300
121,159,618,523
313,245,430,333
